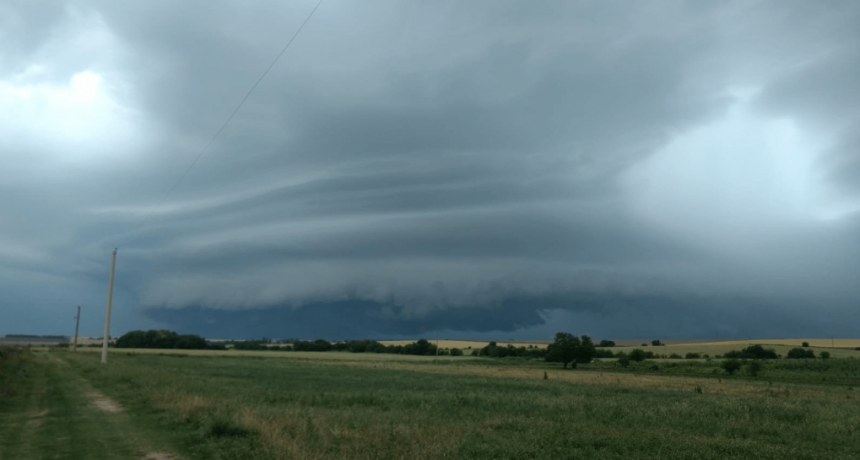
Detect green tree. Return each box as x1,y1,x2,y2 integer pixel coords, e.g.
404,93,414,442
616,352,631,368
629,349,647,362
820,351,831,360
651,340,663,346
802,342,810,347
546,333,595,368
721,359,742,375
787,347,815,359
598,340,616,347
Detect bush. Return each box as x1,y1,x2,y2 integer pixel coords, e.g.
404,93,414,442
629,349,647,362
721,359,742,375
616,353,631,368
724,345,777,360
652,340,663,346
787,347,815,359
669,353,683,359
599,340,616,347
747,361,763,377
820,351,831,360
594,349,615,358
802,342,810,347
685,352,700,359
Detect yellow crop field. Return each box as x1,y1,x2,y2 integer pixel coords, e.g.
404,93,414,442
379,339,548,349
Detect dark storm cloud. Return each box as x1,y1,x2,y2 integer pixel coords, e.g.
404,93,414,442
2,1,860,338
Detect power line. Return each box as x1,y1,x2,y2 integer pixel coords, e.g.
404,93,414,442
139,0,324,230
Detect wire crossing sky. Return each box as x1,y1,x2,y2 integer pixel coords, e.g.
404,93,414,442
1,1,859,340
140,0,324,233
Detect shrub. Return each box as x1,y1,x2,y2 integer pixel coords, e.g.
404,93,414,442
594,349,615,358
669,353,683,359
616,353,631,368
802,342,810,347
629,349,647,362
450,348,463,356
652,340,663,346
721,359,742,375
724,345,777,360
599,340,616,347
205,418,253,438
787,347,815,359
685,352,700,359
747,361,763,377
820,351,831,360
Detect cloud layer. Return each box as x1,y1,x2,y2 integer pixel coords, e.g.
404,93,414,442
2,1,859,339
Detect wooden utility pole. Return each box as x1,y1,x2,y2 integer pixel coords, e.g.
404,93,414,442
73,306,80,352
101,249,117,364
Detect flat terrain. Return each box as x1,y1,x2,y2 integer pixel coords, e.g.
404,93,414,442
3,345,860,459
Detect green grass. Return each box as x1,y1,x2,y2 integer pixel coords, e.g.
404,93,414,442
0,350,180,460
15,351,854,459
3,348,859,459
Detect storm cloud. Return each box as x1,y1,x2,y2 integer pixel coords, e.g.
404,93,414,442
2,1,859,339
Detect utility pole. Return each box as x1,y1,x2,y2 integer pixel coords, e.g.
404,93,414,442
73,306,80,352
101,249,117,364
436,329,439,357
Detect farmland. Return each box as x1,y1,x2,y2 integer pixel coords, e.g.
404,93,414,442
2,346,860,459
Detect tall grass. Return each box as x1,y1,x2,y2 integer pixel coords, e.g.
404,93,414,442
54,352,860,460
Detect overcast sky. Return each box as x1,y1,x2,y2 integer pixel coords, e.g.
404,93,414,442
2,0,859,340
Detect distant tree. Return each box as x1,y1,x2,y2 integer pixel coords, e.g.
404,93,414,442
651,340,663,346
594,348,615,358
721,359,742,375
787,347,815,359
685,352,700,359
641,343,648,347
820,351,831,360
616,352,631,368
450,348,463,356
402,339,436,356
115,330,209,350
668,353,682,359
628,349,647,362
802,342,810,347
724,345,778,360
598,340,616,347
546,333,595,368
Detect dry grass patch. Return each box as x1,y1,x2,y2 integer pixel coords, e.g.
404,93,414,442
237,406,465,460
314,359,846,401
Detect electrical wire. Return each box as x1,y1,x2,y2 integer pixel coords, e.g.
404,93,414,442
138,0,324,230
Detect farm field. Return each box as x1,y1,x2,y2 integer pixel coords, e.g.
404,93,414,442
3,346,860,459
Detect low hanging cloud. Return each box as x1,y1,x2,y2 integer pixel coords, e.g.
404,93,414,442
2,1,859,339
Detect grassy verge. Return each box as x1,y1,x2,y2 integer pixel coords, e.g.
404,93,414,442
0,351,181,460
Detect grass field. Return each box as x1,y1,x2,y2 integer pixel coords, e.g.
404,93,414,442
2,346,860,459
